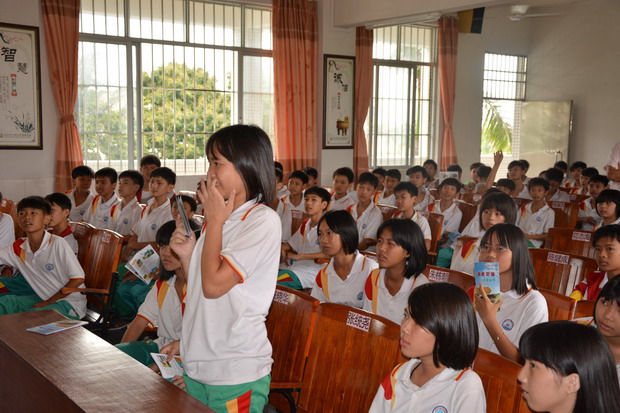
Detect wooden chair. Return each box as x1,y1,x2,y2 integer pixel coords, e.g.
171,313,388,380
0,198,13,214
546,227,595,258
291,209,309,236
457,202,478,233
529,249,598,296
69,221,95,269
540,288,576,321
473,348,532,413
461,192,483,205
296,303,403,413
377,204,398,222
419,211,444,261
63,228,123,338
572,299,595,320
513,197,530,207
266,286,320,412
547,201,578,229
568,193,589,204
429,188,438,199
422,265,475,291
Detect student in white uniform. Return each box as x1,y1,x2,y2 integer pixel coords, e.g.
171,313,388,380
544,167,571,203
363,219,428,324
518,321,620,413
474,224,548,363
66,165,95,222
593,189,620,231
44,193,78,255
346,172,383,251
518,178,555,248
328,167,356,211
372,167,386,192
311,210,378,307
578,175,607,230
163,125,281,412
276,169,308,242
83,167,120,229
508,160,532,200
423,159,439,189
407,166,434,211
370,283,486,413
113,170,144,238
0,210,14,247
392,182,432,250
137,154,161,204
426,177,463,238
590,277,620,385
373,169,400,207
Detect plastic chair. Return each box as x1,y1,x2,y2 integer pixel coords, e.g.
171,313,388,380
69,221,95,269
529,249,598,296
457,202,478,233
547,201,578,229
422,265,475,291
540,288,576,321
546,227,595,259
572,299,595,320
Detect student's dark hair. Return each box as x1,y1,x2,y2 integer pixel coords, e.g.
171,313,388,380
527,177,549,192
274,161,284,171
569,161,587,172
476,165,492,179
519,321,620,413
407,283,479,369
372,167,387,177
207,125,276,205
358,172,379,189
332,167,355,184
480,224,536,294
485,187,502,195
590,174,609,187
140,154,161,168
317,210,358,255
304,186,331,205
303,166,318,180
394,182,418,197
595,275,620,316
469,162,483,170
595,189,620,219
592,224,620,246
377,218,427,279
119,170,145,192
496,178,516,191
437,177,462,191
150,166,176,186
386,169,402,180
478,192,517,228
95,167,118,184
544,167,564,184
406,165,429,181
581,167,598,179
447,164,462,175
507,160,525,170
518,159,530,170
289,170,309,185
156,220,200,281
17,196,51,214
423,159,438,170
554,160,568,171
71,165,95,180
275,167,283,183
175,194,198,213
44,193,72,212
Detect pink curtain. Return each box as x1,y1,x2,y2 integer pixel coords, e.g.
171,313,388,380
438,17,459,170
272,0,317,176
42,0,83,192
354,27,373,178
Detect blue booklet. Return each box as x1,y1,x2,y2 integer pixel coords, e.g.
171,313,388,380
474,262,501,304
26,320,87,335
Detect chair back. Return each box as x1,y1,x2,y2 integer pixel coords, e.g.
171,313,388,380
297,303,403,413
377,204,398,222
569,193,589,204
547,201,578,229
69,221,95,269
473,348,532,413
540,288,576,321
429,188,438,199
513,197,530,207
419,211,444,254
529,249,598,296
422,265,475,291
572,300,595,320
0,198,13,214
457,202,478,233
461,193,483,205
291,209,309,236
83,228,123,309
546,227,595,258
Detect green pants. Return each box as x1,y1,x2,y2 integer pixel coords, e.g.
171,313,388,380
115,340,159,366
276,270,303,290
435,247,454,268
0,294,80,319
184,373,270,413
0,274,39,296
112,263,154,318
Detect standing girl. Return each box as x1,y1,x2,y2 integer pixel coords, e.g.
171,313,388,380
310,210,379,307
362,219,427,324
166,125,281,412
370,283,486,412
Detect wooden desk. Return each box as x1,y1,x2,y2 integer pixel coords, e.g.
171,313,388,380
0,310,211,412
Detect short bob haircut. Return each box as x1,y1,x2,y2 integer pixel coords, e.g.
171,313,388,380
156,220,200,281
151,167,176,186
317,210,358,255
119,170,145,192
95,167,118,184
303,166,318,180
71,165,95,180
332,167,355,184
519,321,620,413
480,224,536,295
496,178,516,191
358,172,379,189
372,167,387,177
376,218,427,279
478,192,517,228
423,159,438,170
394,182,418,197
44,193,72,212
581,167,599,179
304,186,331,205
554,160,568,172
438,177,462,192
595,189,620,219
592,224,620,245
289,170,309,185
206,124,276,205
17,196,51,215
140,154,161,168
407,282,479,369
386,169,402,180
569,161,587,172
507,160,525,170
527,177,549,192
590,174,609,187
518,159,530,170
594,275,620,319
406,165,429,181
544,167,564,184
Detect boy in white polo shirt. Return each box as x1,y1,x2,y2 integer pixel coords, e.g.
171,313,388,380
544,167,571,203
392,182,432,250
44,192,78,255
408,166,435,211
427,177,463,238
66,165,95,222
276,170,308,242
0,196,86,319
346,172,383,251
329,167,357,211
137,154,161,204
83,167,120,229
578,175,608,230
373,169,400,207
113,170,144,239
518,178,555,248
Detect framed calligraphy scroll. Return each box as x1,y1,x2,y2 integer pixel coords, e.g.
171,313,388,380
323,55,355,149
0,23,42,149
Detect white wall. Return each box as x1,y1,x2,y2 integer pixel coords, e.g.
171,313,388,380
0,0,58,201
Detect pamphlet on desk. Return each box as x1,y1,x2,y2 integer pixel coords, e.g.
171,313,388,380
151,353,185,379
126,245,160,284
26,319,88,335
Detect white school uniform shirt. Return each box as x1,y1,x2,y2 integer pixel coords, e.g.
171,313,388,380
279,218,324,289
139,189,152,204
137,274,184,350
461,210,486,238
181,200,280,386
48,227,78,255
514,184,532,200
451,238,481,275
605,141,620,190
374,191,396,207
112,197,142,236
276,185,289,199
347,202,383,246
83,194,121,230
0,231,86,318
66,189,93,222
593,216,620,231
477,288,548,355
369,359,486,413
518,203,555,248
548,190,571,203
276,194,304,242
0,213,15,247
132,198,173,243
311,251,379,308
414,187,434,211
329,192,356,211
362,269,430,324
578,197,602,231
427,201,462,235
392,210,432,241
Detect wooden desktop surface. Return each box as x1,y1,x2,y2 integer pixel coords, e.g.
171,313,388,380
0,310,211,412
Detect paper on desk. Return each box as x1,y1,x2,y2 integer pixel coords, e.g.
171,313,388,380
26,320,88,335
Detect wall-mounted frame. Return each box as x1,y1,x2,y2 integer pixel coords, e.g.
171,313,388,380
323,54,355,149
0,23,42,149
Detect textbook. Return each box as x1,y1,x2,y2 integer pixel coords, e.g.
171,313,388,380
151,353,185,379
474,262,501,304
126,245,160,284
26,319,88,335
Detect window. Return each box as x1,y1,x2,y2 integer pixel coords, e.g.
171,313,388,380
366,25,436,168
77,0,274,174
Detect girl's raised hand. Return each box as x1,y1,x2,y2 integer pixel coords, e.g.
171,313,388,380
474,283,503,322
196,177,236,226
170,215,197,260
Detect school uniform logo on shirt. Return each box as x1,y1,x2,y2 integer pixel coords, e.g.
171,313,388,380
502,319,515,331
432,407,448,413
536,216,543,222
103,216,109,222
45,263,55,271
151,224,157,230
80,210,85,216
362,224,368,229
357,291,364,301
123,218,129,224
